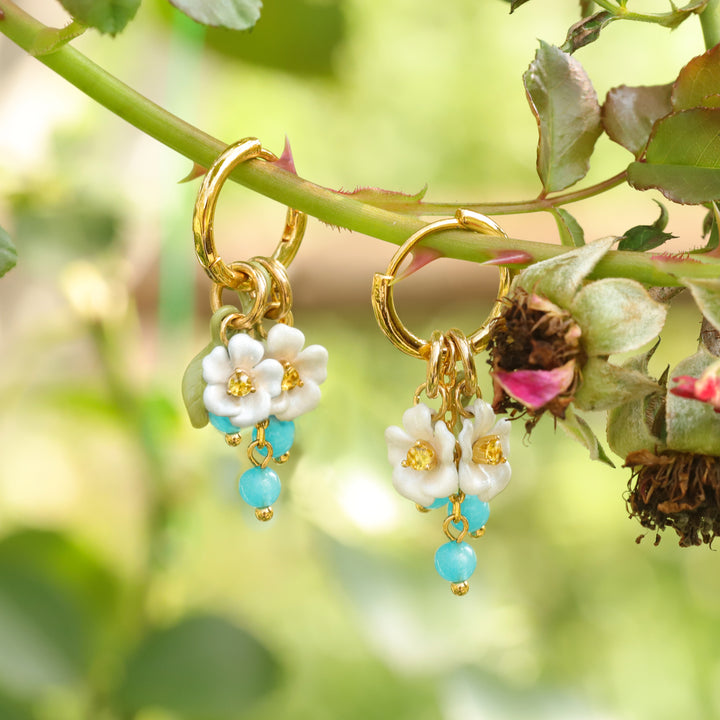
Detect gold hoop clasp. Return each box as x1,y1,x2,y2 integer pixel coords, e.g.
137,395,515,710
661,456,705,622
371,209,512,359
193,137,307,289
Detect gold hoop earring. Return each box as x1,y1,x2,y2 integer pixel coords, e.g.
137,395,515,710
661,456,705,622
372,209,512,595
182,138,328,522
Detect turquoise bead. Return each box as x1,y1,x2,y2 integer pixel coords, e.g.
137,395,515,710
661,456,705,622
252,416,295,457
208,412,242,434
424,497,448,510
238,466,281,508
434,541,477,583
450,495,490,533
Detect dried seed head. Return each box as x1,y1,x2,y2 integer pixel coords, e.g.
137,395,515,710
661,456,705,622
625,449,720,547
487,289,586,431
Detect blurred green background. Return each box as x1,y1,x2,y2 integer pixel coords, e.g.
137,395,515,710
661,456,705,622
0,1,717,719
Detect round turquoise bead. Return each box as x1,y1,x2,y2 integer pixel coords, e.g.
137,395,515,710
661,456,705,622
450,495,490,533
252,416,295,457
421,496,448,510
238,466,281,508
208,412,242,435
434,541,477,583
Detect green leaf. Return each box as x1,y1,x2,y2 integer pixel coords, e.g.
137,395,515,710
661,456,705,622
0,531,119,697
168,0,262,30
602,84,673,157
561,12,615,54
58,0,140,35
509,0,532,11
570,278,667,355
682,277,720,332
672,43,720,111
204,0,345,78
617,200,675,252
182,305,240,428
182,343,212,429
666,349,720,455
695,202,720,254
559,407,615,467
517,236,615,307
551,208,585,247
0,226,17,278
117,615,280,718
627,109,720,204
523,41,602,193
574,357,660,412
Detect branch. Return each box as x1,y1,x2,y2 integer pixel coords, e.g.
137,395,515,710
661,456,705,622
0,0,717,287
700,0,720,49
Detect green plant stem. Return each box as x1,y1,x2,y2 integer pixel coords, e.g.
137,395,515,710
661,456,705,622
701,0,720,48
0,0,717,287
593,0,706,27
393,171,628,215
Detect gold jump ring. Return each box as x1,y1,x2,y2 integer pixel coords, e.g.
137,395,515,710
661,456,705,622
371,209,511,360
193,137,307,289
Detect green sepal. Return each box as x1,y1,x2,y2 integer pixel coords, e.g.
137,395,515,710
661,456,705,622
517,236,615,307
181,306,239,429
606,345,667,459
559,407,615,467
569,278,667,356
574,357,660,412
666,349,720,456
682,277,720,333
551,207,585,247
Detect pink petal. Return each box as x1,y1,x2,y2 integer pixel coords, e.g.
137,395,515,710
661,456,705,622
670,376,699,399
493,361,576,410
527,294,563,314
671,369,720,412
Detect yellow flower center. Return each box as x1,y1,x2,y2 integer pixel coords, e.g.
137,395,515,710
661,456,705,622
472,435,506,465
281,362,304,392
402,440,438,471
227,370,255,397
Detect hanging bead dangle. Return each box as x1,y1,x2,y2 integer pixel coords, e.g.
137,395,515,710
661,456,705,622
372,209,512,595
182,138,328,521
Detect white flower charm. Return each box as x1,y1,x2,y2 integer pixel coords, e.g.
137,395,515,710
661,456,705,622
264,323,329,421
202,333,283,428
385,403,459,507
458,399,511,502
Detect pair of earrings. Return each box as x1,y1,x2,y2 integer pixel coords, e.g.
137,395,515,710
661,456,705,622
182,139,513,595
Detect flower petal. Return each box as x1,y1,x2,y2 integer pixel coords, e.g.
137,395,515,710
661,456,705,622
493,361,576,410
202,345,233,385
401,403,434,441
252,358,284,397
392,463,458,507
464,398,497,440
265,323,305,361
273,382,322,421
294,345,329,385
227,332,264,369
203,383,240,417
459,460,511,502
433,418,458,465
228,390,272,428
385,424,414,465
